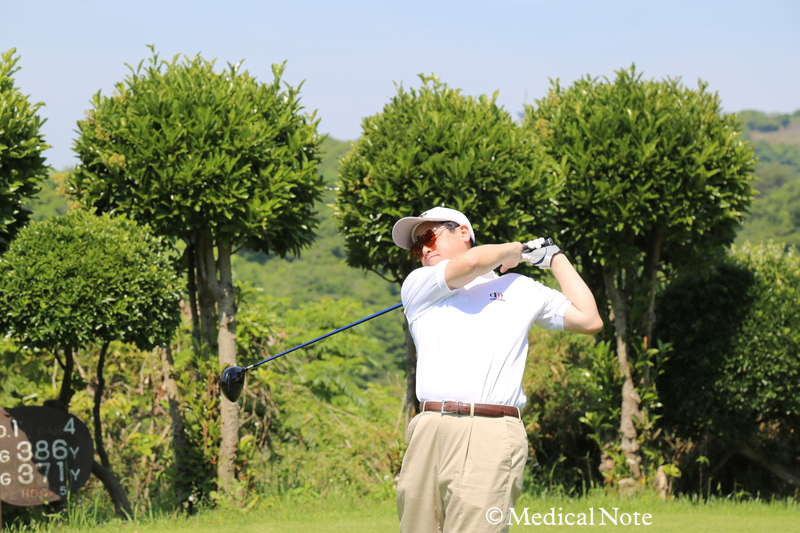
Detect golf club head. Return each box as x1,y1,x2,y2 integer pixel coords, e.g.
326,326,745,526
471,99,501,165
220,366,246,402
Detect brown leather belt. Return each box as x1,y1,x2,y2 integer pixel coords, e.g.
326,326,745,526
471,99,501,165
421,401,521,419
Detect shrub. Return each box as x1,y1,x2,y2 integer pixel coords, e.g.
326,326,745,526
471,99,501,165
656,242,800,496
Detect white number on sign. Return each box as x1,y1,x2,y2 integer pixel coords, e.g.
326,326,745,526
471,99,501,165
36,461,51,482
52,439,68,460
18,463,35,485
17,441,32,461
34,440,50,460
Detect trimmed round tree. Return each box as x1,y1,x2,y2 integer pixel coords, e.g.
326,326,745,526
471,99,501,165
0,209,182,516
0,48,50,252
524,65,756,481
335,74,561,415
68,49,324,488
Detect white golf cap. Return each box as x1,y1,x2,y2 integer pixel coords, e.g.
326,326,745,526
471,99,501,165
391,206,476,249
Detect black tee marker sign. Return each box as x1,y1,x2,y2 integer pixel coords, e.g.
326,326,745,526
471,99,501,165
0,406,93,506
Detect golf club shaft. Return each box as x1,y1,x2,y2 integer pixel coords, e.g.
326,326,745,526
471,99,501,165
244,302,403,370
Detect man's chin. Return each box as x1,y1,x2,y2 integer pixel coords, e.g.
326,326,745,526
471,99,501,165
424,255,441,267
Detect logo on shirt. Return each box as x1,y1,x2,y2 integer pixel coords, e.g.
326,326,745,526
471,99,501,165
489,292,505,302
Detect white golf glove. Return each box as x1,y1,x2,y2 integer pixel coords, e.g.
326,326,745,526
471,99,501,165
520,238,562,269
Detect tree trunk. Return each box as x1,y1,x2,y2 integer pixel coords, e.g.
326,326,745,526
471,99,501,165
402,318,419,425
160,345,192,506
216,241,240,494
186,241,205,360
91,461,134,518
640,233,663,385
57,346,74,409
89,341,135,517
193,233,240,493
195,234,219,354
93,341,112,470
603,267,643,479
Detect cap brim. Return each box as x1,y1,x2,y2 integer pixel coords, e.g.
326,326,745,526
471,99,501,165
392,217,428,249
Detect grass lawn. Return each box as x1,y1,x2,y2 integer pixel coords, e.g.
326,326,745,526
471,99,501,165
7,492,799,532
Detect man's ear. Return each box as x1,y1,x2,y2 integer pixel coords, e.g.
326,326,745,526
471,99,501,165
458,225,471,244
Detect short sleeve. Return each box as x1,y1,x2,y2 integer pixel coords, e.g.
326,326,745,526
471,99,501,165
532,285,572,330
401,261,455,324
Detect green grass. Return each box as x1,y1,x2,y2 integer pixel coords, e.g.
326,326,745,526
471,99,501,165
3,497,398,533
5,492,799,532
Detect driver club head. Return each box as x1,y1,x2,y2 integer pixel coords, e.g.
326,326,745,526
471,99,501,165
220,366,247,402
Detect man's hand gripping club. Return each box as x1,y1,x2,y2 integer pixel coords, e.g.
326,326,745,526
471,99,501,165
521,237,563,269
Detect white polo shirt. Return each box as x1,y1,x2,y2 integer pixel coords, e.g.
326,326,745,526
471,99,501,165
402,260,571,409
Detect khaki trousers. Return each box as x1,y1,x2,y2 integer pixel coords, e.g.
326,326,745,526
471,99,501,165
396,410,528,533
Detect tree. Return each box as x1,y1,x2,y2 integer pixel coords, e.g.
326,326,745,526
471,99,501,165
68,48,324,491
656,242,800,494
0,210,182,516
524,65,756,483
335,74,560,417
0,48,49,252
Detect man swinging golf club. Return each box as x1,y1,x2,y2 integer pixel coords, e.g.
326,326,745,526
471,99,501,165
392,206,603,533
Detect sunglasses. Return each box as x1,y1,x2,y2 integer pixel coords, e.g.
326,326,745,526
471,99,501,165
410,227,449,259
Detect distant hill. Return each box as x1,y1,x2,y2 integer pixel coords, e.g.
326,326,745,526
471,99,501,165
748,121,800,145
736,110,800,247
738,109,800,139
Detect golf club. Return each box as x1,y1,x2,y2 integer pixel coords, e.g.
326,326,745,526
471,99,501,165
220,302,403,402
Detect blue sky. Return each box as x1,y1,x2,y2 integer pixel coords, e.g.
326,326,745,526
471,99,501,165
2,0,798,169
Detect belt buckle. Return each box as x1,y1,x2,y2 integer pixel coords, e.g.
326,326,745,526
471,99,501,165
441,400,456,414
